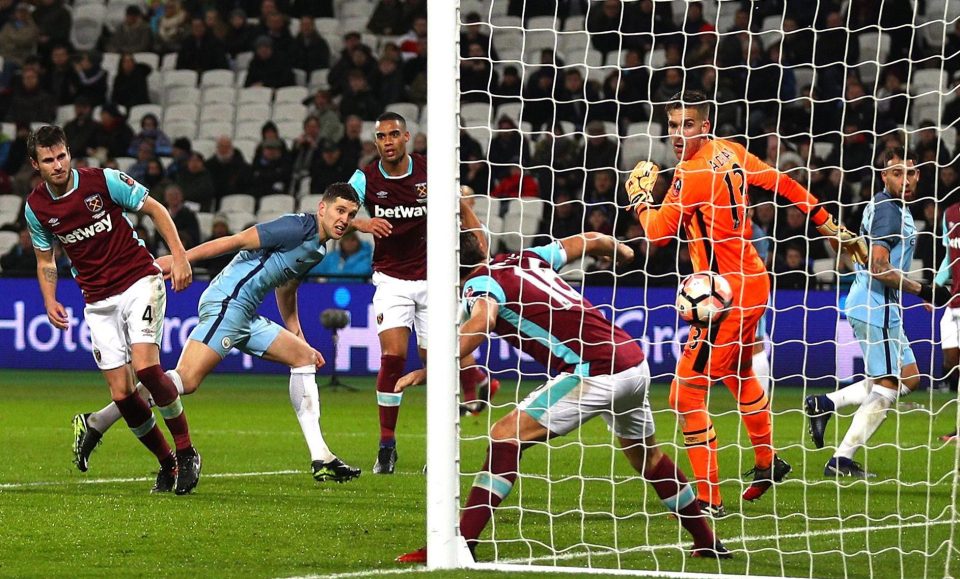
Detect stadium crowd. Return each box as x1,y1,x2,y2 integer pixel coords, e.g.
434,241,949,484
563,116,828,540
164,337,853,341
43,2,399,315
0,0,957,290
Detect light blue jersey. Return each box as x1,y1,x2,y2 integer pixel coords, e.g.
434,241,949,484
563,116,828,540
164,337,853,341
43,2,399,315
845,190,916,327
200,213,327,316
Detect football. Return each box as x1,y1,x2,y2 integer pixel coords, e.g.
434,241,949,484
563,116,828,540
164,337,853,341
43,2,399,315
676,272,733,327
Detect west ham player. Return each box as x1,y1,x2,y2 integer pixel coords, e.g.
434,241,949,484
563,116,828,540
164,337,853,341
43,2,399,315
350,112,496,474
623,90,868,513
73,184,363,482
395,231,729,563
807,149,951,476
24,125,201,494
934,199,960,442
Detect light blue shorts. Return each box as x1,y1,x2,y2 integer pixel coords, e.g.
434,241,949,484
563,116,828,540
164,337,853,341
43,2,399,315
848,318,916,379
190,300,283,359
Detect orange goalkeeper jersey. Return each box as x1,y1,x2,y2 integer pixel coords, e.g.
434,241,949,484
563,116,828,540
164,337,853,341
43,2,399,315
637,138,828,305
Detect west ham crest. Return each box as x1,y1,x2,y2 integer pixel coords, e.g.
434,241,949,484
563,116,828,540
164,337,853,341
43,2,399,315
84,194,103,213
415,182,427,198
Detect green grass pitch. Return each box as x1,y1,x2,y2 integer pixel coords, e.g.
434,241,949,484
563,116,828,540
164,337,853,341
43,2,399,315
0,369,958,578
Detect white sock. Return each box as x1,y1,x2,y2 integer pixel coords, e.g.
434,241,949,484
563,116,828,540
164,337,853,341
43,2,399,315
835,385,898,459
752,351,770,395
87,371,186,433
290,365,335,463
899,384,911,397
826,379,871,411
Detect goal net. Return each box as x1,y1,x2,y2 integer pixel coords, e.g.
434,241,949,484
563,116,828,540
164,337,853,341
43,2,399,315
426,0,960,575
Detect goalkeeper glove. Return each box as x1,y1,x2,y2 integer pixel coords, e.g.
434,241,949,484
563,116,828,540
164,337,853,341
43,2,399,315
625,160,659,213
816,217,869,266
918,283,953,307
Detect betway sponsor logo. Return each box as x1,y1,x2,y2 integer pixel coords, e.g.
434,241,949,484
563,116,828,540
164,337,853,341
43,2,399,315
949,237,960,249
373,205,426,219
56,215,112,245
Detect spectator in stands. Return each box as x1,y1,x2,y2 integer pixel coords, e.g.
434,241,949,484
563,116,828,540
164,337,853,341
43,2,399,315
412,133,426,156
134,224,157,256
487,115,530,182
398,16,427,61
402,36,428,106
63,96,99,157
225,8,257,57
310,230,372,281
493,65,522,110
338,114,363,169
556,68,601,129
305,90,344,144
0,2,38,67
260,10,293,60
491,159,539,199
814,11,857,101
943,76,960,128
401,0,427,32
291,15,331,72
651,67,685,106
375,56,405,109
111,53,152,110
196,217,236,276
155,0,189,54
32,0,70,60
339,69,382,121
162,183,200,250
460,42,497,105
586,206,613,236
584,169,621,218
4,67,55,124
583,120,618,174
245,35,296,88
205,135,253,201
1,226,36,276
203,8,229,45
774,244,811,290
142,158,168,193
945,20,960,76
545,190,584,239
366,0,404,35
128,113,172,157
74,50,108,107
781,16,814,65
108,5,153,54
328,32,371,96
177,17,230,73
914,120,952,203
460,130,489,196
252,121,288,164
127,140,156,183
177,151,218,211
358,139,378,167
460,12,497,61
90,104,134,161
875,69,909,133
250,138,292,197
291,115,322,191
530,123,583,196
165,136,192,180
1,123,32,196
939,163,960,206
588,0,635,57
43,43,77,104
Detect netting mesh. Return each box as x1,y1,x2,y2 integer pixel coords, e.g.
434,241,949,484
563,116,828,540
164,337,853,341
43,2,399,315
454,0,960,576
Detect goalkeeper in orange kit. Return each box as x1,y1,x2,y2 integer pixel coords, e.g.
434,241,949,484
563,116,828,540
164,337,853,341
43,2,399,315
625,90,868,515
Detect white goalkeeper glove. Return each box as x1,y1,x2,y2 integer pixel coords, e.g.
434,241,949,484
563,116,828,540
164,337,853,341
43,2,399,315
625,160,659,213
816,217,869,266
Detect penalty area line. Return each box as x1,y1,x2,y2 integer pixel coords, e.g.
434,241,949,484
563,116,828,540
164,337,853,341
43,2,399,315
0,469,302,489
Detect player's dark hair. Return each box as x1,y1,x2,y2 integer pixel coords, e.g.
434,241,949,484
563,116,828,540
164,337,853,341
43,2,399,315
376,111,407,129
664,90,712,123
878,146,917,168
27,125,68,161
460,229,486,278
322,182,361,206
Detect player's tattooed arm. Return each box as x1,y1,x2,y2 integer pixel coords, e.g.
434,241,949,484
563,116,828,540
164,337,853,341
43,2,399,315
34,248,69,330
869,244,921,295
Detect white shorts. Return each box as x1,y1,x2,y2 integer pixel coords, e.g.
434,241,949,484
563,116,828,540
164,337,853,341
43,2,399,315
372,271,428,347
84,274,166,370
519,362,655,440
941,307,960,350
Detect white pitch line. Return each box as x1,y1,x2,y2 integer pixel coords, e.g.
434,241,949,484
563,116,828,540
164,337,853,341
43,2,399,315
0,469,301,489
286,518,960,579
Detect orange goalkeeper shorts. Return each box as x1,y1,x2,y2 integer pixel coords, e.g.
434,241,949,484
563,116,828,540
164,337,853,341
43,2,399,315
676,299,766,382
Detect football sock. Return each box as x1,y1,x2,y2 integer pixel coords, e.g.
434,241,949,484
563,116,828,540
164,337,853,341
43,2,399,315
835,385,897,460
460,441,520,546
290,365,335,463
724,375,773,469
670,379,721,505
88,372,186,433
646,454,716,549
752,351,771,395
114,390,173,463
899,383,911,397
137,365,192,451
376,355,406,446
459,365,484,402
825,379,870,411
